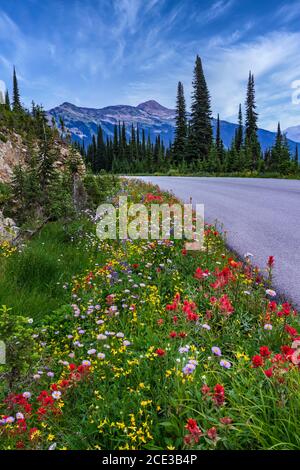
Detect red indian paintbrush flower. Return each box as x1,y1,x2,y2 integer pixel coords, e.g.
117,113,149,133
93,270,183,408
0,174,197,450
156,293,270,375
219,294,234,315
211,266,235,289
285,325,298,337
184,418,203,446
213,384,225,406
155,348,166,356
268,301,277,312
207,426,218,441
185,418,199,433
220,417,233,425
194,267,209,280
277,303,292,317
201,385,211,396
259,346,271,358
264,367,273,378
252,355,264,368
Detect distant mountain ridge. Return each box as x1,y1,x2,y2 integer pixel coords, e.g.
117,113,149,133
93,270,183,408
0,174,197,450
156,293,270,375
285,125,300,143
47,100,299,153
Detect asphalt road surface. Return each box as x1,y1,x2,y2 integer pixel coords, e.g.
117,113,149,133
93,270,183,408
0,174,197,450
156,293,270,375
136,176,300,308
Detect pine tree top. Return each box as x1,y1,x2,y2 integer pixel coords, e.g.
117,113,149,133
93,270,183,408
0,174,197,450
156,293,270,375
12,66,22,112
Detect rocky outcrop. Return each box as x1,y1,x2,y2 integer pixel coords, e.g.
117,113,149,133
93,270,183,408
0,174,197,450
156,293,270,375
0,210,19,242
53,141,86,176
0,133,27,183
0,129,85,184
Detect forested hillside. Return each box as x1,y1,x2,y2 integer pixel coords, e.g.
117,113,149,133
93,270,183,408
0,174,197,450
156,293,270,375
0,68,117,235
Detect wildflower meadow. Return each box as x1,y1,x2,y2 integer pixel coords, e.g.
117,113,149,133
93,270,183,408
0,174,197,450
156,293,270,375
1,179,300,450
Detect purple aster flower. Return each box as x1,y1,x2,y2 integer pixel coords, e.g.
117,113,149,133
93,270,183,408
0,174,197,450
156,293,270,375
212,346,222,356
220,360,231,369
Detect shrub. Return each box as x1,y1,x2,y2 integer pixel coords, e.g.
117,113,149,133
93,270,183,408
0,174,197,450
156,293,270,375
83,173,119,209
0,182,12,206
0,306,37,391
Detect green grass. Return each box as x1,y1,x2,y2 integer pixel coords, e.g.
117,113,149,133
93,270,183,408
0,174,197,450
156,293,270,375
124,170,300,179
0,218,96,323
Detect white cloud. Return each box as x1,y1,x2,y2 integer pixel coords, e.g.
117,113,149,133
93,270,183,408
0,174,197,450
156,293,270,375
0,80,6,91
274,2,300,23
192,0,235,25
113,0,141,34
0,11,20,39
0,54,11,71
203,31,300,130
0,79,6,104
1,2,299,130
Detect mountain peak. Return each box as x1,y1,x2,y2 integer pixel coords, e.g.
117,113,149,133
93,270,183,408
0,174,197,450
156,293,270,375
137,100,174,117
137,100,171,111
60,101,78,109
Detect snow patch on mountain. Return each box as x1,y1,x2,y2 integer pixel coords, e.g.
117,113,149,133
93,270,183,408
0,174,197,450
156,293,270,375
284,125,300,143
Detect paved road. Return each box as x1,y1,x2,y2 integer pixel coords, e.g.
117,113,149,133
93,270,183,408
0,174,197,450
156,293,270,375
136,176,300,308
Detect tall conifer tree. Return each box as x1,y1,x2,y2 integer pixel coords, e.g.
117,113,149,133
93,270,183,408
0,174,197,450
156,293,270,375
173,81,187,163
188,55,212,164
235,104,243,152
5,90,10,110
245,72,261,169
96,126,106,171
215,114,224,167
12,67,22,111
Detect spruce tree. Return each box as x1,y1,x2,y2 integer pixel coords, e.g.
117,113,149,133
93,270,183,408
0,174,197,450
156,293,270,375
187,55,212,164
91,135,97,172
121,122,126,149
113,124,118,161
12,67,22,111
207,143,220,173
136,124,140,157
11,165,27,209
227,140,240,172
280,133,291,174
215,114,224,167
173,81,187,163
146,135,152,169
245,72,261,170
58,117,66,142
5,90,10,110
270,122,282,171
235,104,243,153
141,128,146,163
106,139,114,171
96,126,106,171
130,124,136,161
264,148,272,171
293,145,299,174
269,123,291,174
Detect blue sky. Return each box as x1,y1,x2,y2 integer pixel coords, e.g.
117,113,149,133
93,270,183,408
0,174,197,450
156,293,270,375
0,0,300,130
